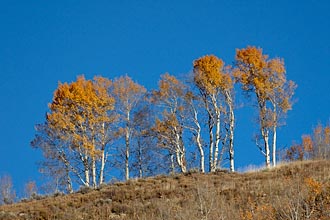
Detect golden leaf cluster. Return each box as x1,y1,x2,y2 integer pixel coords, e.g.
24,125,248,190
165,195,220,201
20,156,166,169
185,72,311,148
193,55,233,95
235,46,297,120
47,75,115,156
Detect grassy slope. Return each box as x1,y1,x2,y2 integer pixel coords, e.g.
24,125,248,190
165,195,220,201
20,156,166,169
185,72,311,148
1,160,330,220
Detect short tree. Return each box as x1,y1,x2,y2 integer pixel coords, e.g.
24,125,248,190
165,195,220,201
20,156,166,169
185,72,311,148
0,175,16,204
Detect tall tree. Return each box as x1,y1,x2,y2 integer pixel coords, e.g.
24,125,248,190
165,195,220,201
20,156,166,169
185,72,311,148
130,105,157,178
235,46,296,168
32,76,116,189
112,75,146,180
152,73,187,173
193,55,235,172
223,65,236,172
267,59,296,166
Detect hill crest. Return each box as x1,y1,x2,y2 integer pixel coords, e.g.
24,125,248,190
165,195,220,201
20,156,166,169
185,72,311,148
1,160,330,220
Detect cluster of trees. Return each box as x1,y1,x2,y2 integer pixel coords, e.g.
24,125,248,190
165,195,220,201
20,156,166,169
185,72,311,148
285,123,330,161
31,46,296,192
0,175,37,205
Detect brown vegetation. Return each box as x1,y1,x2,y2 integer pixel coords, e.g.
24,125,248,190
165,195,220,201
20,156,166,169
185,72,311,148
1,160,330,219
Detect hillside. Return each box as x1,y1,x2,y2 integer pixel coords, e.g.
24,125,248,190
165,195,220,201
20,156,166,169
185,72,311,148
1,160,330,220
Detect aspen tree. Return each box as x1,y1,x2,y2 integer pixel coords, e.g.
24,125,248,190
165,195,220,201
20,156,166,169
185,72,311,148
32,76,116,188
193,55,235,172
112,75,146,180
152,73,187,173
235,46,296,167
184,91,206,173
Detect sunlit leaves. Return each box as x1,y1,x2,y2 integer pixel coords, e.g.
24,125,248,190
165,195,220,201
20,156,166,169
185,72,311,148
235,46,297,167
47,76,115,157
302,135,314,153
193,55,233,95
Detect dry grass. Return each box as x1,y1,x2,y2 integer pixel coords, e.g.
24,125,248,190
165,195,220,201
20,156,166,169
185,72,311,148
1,160,330,220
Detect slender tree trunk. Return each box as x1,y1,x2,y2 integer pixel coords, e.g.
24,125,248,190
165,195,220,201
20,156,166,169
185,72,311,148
91,135,97,188
99,122,106,185
92,156,96,188
125,135,130,181
225,91,235,172
264,130,271,168
260,125,271,168
170,153,175,173
195,120,205,173
99,149,105,185
190,102,205,173
259,101,271,168
66,174,73,193
211,95,220,172
208,113,215,172
272,105,277,167
138,142,143,178
176,149,187,173
214,108,221,170
84,155,90,187
63,157,73,193
125,111,130,181
174,127,186,173
272,125,277,167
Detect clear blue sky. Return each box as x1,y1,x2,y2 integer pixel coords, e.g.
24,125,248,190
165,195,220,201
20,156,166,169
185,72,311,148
1,0,329,195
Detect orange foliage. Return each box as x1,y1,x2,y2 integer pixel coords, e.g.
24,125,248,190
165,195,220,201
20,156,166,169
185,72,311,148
193,55,233,95
305,177,322,196
154,73,185,102
47,75,115,157
235,46,294,106
302,135,314,153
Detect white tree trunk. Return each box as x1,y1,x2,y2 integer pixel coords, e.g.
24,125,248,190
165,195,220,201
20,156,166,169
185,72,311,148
263,129,271,168
176,150,187,173
84,156,90,187
228,99,235,172
99,149,105,185
208,114,215,172
92,157,96,188
195,122,205,173
211,94,220,172
175,128,186,173
272,125,277,167
272,105,277,167
125,135,130,181
189,102,205,173
170,154,175,173
225,91,235,172
259,101,271,168
214,108,221,171
99,122,106,185
125,111,130,181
